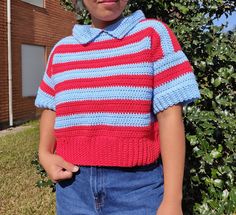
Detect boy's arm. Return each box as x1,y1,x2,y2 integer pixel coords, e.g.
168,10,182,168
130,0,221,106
38,109,56,155
38,109,79,183
156,104,185,215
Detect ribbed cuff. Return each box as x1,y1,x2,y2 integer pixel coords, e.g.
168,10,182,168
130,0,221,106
35,89,56,110
153,83,201,114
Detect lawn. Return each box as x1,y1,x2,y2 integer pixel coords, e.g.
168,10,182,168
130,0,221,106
0,121,55,215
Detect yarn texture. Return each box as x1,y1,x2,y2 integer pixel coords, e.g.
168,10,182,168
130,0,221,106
35,10,201,167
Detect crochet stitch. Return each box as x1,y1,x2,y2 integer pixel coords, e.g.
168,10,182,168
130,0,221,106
35,10,201,167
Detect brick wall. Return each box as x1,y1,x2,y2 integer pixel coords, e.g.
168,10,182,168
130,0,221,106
0,0,76,128
0,1,9,128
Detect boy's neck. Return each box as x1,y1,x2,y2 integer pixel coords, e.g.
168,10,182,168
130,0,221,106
91,14,123,29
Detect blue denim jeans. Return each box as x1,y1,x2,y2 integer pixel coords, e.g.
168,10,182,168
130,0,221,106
56,160,164,215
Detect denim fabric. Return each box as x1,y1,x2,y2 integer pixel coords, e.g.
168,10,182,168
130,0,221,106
56,160,164,215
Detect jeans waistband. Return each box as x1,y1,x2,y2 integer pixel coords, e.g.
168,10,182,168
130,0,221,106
97,158,162,172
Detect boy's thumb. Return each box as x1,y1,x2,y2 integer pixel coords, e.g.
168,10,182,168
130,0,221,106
61,160,80,173
72,165,80,172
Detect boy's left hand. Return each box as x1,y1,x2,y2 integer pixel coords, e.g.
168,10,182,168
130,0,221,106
156,200,183,215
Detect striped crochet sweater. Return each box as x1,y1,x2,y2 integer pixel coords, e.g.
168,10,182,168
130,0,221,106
35,10,201,167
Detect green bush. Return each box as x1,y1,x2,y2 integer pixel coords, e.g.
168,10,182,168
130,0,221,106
31,153,55,191
33,1,236,214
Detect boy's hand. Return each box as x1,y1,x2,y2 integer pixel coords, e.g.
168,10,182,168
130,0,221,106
39,152,79,183
156,200,183,215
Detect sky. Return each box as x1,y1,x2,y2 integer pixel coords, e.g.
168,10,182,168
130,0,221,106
214,11,236,31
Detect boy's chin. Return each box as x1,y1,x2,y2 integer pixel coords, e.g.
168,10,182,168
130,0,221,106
97,13,123,22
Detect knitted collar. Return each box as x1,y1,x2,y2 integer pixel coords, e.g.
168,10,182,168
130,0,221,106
72,10,145,44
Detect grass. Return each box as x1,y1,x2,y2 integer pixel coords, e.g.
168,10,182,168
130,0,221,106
0,121,55,215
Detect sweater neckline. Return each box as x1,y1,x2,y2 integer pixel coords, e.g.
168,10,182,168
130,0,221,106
72,10,146,45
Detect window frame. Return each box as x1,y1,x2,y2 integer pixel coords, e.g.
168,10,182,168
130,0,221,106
21,0,45,8
21,44,46,98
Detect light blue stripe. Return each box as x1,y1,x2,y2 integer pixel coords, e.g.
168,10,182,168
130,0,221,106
91,23,147,43
55,86,152,105
53,37,151,64
72,18,170,44
86,23,147,43
153,51,188,75
153,72,197,95
93,32,112,42
35,88,55,110
37,88,54,100
52,63,153,84
87,19,156,43
43,73,54,89
123,20,157,37
55,113,151,128
55,36,79,46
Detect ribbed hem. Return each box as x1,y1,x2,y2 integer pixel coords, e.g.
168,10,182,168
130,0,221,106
55,133,160,167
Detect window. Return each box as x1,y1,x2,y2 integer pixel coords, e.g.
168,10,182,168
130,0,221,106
21,0,44,8
21,44,45,97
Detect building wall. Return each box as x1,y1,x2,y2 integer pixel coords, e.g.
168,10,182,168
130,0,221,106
0,0,76,128
0,1,9,128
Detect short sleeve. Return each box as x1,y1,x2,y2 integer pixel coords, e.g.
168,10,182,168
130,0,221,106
35,49,56,111
152,21,201,114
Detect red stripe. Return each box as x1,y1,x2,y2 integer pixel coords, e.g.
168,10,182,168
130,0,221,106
45,52,54,78
52,27,166,75
162,22,182,52
141,18,181,53
55,75,153,92
55,28,154,53
40,80,55,96
56,100,152,116
151,28,164,61
55,123,155,138
140,18,165,61
53,50,152,74
154,61,192,87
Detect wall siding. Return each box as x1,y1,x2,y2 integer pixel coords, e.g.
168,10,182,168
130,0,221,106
0,0,76,128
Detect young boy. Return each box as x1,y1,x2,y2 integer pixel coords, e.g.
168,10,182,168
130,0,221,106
35,0,201,214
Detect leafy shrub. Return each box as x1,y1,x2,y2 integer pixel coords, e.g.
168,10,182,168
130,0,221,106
31,153,55,191
33,1,236,214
